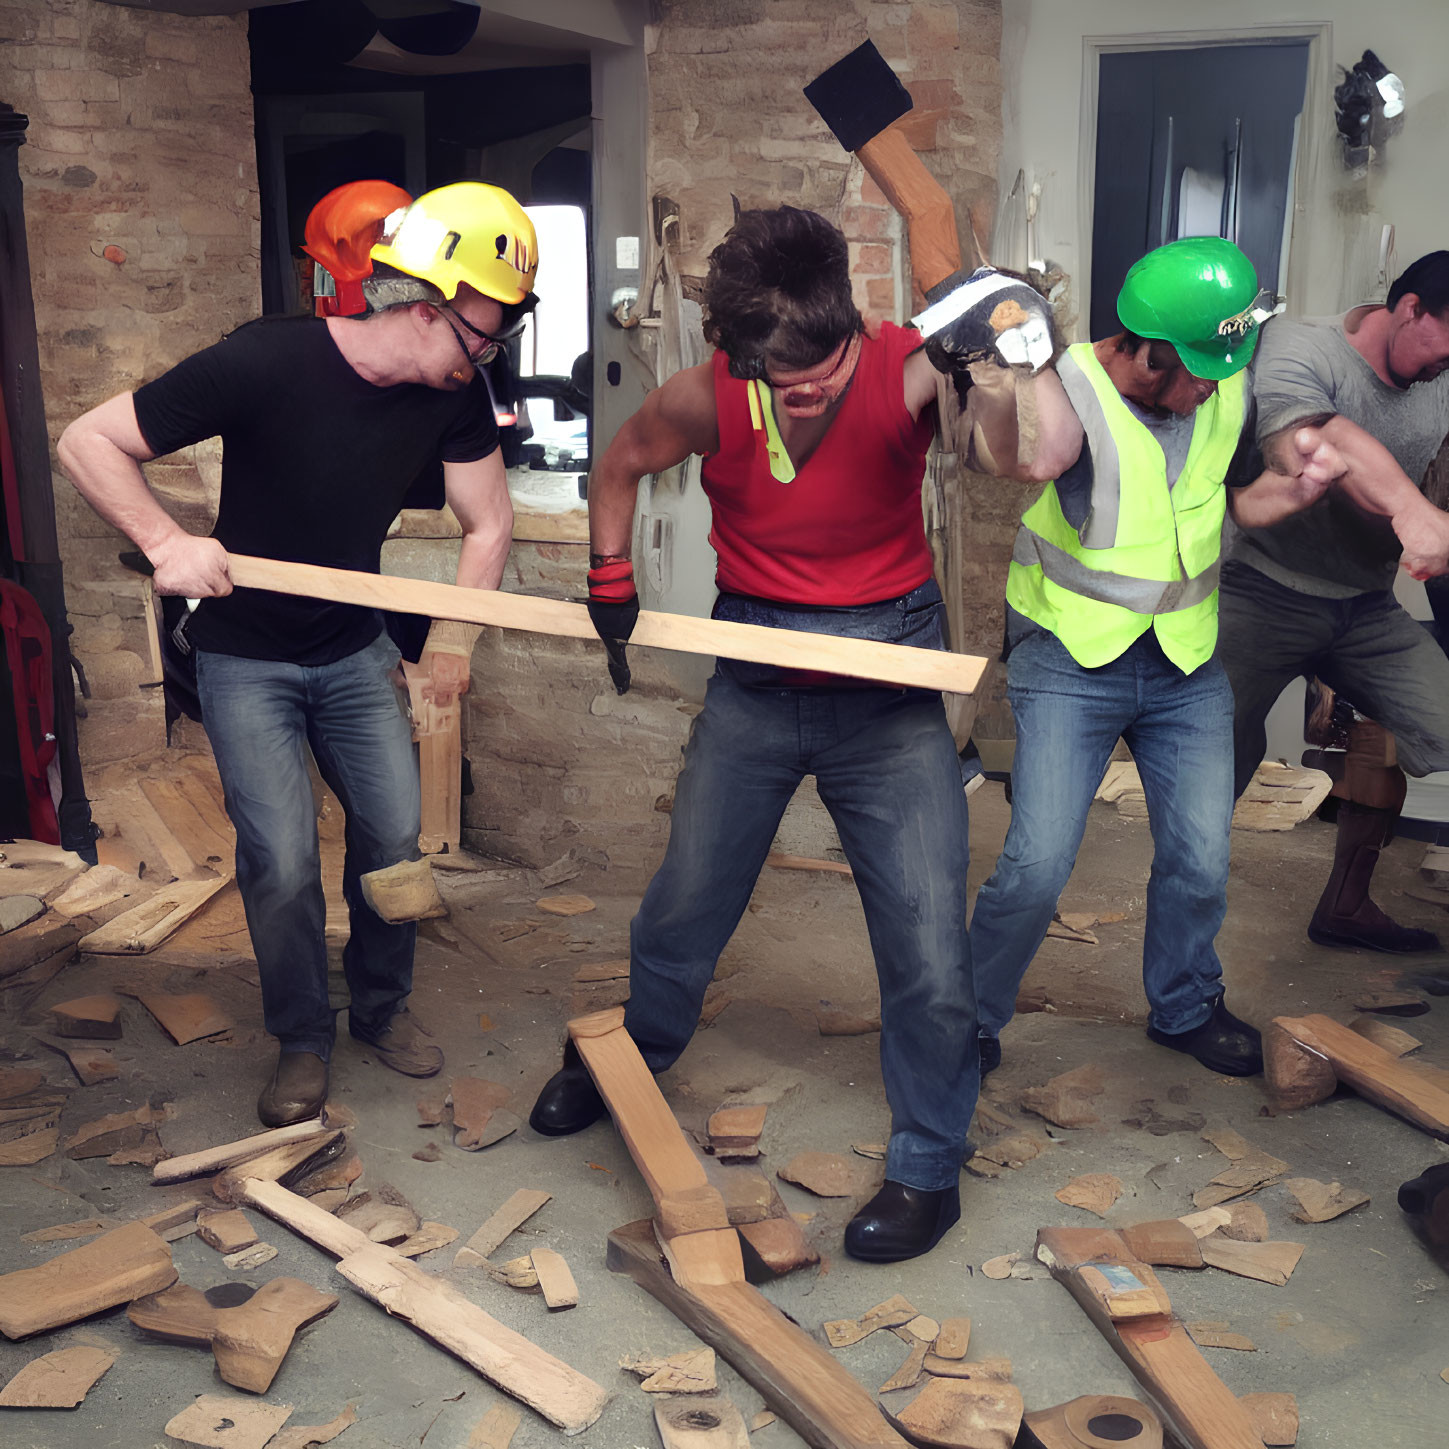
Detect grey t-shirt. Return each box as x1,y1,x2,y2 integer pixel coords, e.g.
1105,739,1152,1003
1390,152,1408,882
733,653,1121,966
1227,308,1449,597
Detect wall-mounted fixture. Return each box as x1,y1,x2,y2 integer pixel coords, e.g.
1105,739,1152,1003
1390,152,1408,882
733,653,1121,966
1334,50,1406,169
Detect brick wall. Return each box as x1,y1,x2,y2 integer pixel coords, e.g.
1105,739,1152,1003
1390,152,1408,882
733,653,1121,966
0,0,258,766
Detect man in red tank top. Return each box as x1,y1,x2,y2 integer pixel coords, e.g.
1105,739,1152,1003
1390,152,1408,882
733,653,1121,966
529,207,1080,1262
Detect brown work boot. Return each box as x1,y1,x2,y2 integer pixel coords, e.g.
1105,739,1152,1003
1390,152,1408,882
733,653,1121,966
257,1049,329,1127
1308,803,1441,954
365,1010,444,1078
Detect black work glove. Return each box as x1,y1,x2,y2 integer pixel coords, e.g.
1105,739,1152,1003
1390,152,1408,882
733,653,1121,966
917,265,1056,378
587,556,639,695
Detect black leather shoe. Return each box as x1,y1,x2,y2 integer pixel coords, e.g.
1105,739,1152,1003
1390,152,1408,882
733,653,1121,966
528,1041,607,1137
1146,995,1262,1076
844,1180,961,1263
979,1033,1002,1078
257,1050,329,1127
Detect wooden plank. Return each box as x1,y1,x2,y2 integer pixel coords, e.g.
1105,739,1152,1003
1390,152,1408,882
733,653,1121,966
241,1179,607,1433
139,776,234,874
0,1220,176,1339
153,1117,329,1184
1272,1013,1449,1139
402,662,463,855
1034,1226,1263,1449
531,1247,579,1309
609,1220,907,1449
226,555,989,697
80,875,230,955
454,1188,552,1266
0,1344,117,1407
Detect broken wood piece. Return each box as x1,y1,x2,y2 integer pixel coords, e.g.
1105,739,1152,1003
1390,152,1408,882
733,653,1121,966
359,857,446,922
917,1357,1012,1382
573,958,630,983
211,1131,344,1205
450,1076,513,1151
153,1116,330,1184
737,1216,819,1276
655,1391,751,1448
883,1375,1024,1449
225,1244,278,1271
1020,1395,1162,1449
708,1104,768,1153
163,1392,293,1449
878,1337,929,1394
488,1254,541,1291
1020,1066,1104,1129
1263,1022,1338,1112
1282,1177,1369,1223
1120,1219,1205,1269
901,1314,938,1342
1271,1012,1449,1138
981,1253,1029,1281
1198,1237,1304,1286
0,1343,116,1407
537,893,595,916
621,1345,718,1393
933,1317,971,1360
824,1293,919,1348
1045,913,1098,945
1034,1226,1263,1449
751,1410,777,1430
130,990,234,1045
815,1009,882,1036
335,1184,421,1244
64,1101,167,1159
1177,1207,1233,1239
1348,1016,1422,1057
971,1134,1042,1171
1239,1392,1298,1446
1217,1202,1269,1243
767,851,854,876
777,1151,870,1198
46,993,123,1038
225,554,991,697
197,1208,260,1254
19,1214,116,1243
454,1188,551,1266
79,874,230,955
464,1404,521,1448
128,1277,339,1392
394,1221,459,1258
140,1199,206,1235
531,1247,579,1309
1055,1174,1123,1218
1185,1322,1256,1351
0,1126,59,1165
241,1179,606,1431
608,1218,908,1448
0,1219,176,1338
270,1404,359,1449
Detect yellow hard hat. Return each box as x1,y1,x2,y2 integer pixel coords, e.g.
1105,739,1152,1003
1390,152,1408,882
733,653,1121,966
370,181,538,305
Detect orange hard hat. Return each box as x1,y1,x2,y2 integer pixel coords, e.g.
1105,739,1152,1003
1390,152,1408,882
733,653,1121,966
302,180,413,284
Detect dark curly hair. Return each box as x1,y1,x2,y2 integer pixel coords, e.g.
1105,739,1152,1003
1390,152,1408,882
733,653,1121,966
701,206,862,380
1389,251,1449,318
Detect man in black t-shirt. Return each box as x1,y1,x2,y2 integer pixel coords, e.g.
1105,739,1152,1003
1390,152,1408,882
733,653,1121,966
59,182,539,1126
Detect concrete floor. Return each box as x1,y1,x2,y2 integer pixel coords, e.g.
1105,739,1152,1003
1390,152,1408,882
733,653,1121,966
2,779,1447,1448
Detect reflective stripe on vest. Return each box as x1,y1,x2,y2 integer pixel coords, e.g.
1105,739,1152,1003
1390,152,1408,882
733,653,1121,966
1007,342,1246,671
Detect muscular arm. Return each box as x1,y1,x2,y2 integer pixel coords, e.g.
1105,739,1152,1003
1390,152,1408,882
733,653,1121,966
56,394,231,596
1227,425,1349,528
588,361,719,557
1252,414,1449,578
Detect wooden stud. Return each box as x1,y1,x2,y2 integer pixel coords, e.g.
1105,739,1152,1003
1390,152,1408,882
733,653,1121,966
226,555,990,697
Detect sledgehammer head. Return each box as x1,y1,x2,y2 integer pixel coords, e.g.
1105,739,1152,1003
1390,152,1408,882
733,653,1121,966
804,40,912,153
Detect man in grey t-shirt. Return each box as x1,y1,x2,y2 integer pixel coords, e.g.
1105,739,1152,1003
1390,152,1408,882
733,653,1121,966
1221,251,1449,954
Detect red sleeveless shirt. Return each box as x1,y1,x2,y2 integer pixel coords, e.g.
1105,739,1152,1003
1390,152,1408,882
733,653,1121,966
701,322,936,605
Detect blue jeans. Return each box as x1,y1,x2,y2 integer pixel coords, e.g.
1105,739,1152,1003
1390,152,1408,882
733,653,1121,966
970,628,1234,1038
623,584,977,1192
195,632,421,1059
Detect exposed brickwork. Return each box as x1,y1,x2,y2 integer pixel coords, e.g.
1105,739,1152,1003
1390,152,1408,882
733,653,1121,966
1,0,258,767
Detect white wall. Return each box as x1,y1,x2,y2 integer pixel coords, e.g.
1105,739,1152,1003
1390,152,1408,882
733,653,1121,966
998,0,1449,333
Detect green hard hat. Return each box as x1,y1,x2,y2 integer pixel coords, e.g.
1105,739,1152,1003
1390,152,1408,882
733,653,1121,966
1117,237,1278,380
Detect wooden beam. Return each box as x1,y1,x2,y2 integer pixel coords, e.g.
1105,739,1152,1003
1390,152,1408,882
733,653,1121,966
1270,1013,1449,1138
152,1117,329,1185
1034,1226,1263,1449
240,1179,607,1434
227,556,989,697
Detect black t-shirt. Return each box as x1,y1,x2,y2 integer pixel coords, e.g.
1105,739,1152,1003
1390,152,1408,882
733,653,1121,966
133,316,498,664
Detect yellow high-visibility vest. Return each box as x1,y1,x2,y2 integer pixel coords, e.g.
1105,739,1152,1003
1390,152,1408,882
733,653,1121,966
1007,342,1246,672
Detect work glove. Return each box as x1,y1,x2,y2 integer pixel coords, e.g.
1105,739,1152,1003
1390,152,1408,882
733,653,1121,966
916,266,1057,379
587,556,639,695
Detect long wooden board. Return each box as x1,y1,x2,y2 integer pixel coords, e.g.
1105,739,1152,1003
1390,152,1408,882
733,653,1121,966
1272,1013,1449,1139
226,556,989,696
1034,1227,1262,1449
570,1008,908,1449
241,1179,606,1434
78,875,231,955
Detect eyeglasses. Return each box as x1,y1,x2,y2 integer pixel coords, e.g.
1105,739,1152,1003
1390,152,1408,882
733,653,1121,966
441,306,505,365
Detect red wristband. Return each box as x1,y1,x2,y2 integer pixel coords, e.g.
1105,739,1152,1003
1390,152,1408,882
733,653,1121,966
588,557,637,603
